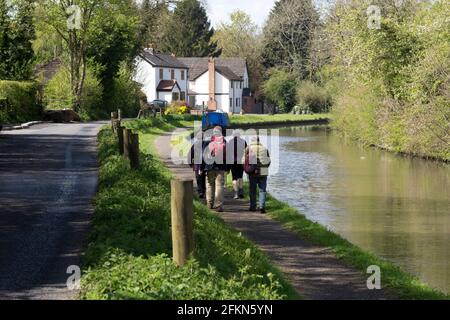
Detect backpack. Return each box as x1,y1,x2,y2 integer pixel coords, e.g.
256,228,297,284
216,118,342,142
210,136,225,158
243,149,259,175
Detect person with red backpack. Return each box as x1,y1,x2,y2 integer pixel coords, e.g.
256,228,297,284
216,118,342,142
243,136,271,213
204,126,228,212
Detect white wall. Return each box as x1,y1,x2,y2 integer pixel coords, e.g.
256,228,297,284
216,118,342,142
188,71,232,112
133,57,156,102
155,67,188,101
133,57,189,104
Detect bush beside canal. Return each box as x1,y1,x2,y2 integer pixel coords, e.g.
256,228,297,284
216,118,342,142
80,118,298,300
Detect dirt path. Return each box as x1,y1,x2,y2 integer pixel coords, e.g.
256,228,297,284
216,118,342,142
155,131,394,300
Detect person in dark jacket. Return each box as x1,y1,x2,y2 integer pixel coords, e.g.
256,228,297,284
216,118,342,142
204,126,228,212
226,130,247,199
188,131,207,198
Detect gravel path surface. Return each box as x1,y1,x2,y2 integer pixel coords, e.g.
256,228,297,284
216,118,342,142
155,131,394,300
0,122,104,299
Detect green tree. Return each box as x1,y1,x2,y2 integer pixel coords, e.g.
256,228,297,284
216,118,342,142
263,68,297,113
0,0,11,78
86,0,140,104
36,0,103,111
213,10,263,93
262,0,319,78
159,0,220,57
138,0,171,48
0,0,35,80
9,0,36,80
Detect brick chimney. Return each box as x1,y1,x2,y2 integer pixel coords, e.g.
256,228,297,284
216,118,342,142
207,57,217,111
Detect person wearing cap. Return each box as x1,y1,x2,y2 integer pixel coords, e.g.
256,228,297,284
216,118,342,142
243,136,271,213
226,130,247,199
204,126,228,212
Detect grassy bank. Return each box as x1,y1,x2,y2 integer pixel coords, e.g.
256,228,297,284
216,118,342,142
263,194,449,300
80,117,298,300
230,113,330,125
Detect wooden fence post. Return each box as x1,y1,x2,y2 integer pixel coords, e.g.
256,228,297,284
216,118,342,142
117,126,124,155
111,112,118,133
129,133,140,169
171,179,194,267
123,128,130,159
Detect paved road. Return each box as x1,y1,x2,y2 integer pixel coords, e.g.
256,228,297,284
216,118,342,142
0,122,104,299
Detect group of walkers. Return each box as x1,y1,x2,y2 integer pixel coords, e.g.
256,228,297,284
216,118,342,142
188,126,271,214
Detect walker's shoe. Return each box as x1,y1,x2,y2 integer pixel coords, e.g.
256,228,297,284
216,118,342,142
260,209,266,214
239,194,245,199
233,193,239,200
199,193,205,199
216,207,224,212
207,203,214,209
249,207,257,212
238,189,245,198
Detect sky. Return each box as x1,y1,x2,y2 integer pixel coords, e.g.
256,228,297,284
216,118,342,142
205,0,277,29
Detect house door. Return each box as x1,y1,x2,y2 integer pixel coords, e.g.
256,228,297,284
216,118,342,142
189,96,195,108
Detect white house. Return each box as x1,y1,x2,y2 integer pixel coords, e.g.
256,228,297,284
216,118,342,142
133,49,250,114
133,48,189,104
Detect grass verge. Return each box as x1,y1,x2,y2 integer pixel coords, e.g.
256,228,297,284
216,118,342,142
80,117,299,300
229,113,331,125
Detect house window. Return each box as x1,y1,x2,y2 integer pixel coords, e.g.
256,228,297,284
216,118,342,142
180,91,186,101
230,98,233,108
171,69,175,80
172,92,180,101
236,98,240,108
160,69,164,80
181,70,185,81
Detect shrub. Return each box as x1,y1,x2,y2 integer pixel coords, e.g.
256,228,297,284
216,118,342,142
44,64,104,120
108,63,142,118
165,100,190,115
262,68,297,113
0,80,42,123
296,81,331,113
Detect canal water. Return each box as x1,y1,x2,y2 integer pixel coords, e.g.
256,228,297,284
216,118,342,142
266,126,450,294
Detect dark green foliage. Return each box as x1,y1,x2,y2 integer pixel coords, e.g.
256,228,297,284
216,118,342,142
262,69,298,113
296,81,331,113
0,0,10,78
0,80,42,123
86,1,140,105
0,0,35,80
158,0,220,57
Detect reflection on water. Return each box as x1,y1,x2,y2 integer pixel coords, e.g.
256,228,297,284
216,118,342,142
268,126,450,293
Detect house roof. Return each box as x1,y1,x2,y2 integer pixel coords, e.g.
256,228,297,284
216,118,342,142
178,57,247,81
156,80,180,92
140,49,188,69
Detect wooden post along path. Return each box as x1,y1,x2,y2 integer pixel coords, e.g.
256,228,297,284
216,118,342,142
129,133,140,169
171,179,194,267
123,128,130,159
117,126,124,155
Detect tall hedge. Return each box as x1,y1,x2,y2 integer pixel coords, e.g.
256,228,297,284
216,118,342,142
0,81,42,124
